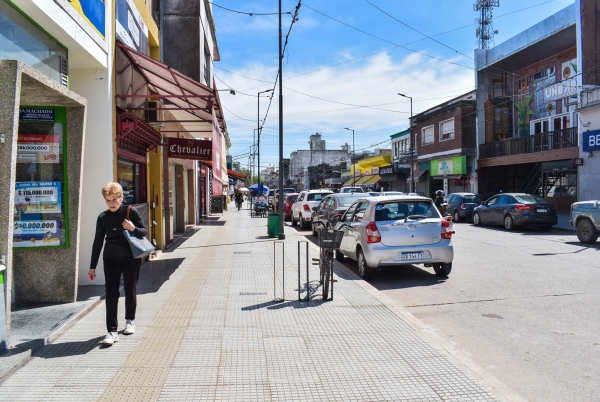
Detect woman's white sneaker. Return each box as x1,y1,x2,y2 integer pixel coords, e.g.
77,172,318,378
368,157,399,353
124,320,135,335
101,332,119,345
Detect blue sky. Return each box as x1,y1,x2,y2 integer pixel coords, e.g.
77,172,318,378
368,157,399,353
212,0,574,173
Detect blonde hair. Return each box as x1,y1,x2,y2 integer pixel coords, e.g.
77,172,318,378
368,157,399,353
102,182,123,198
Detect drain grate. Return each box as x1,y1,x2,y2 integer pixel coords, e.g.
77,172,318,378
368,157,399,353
234,251,251,254
240,292,267,296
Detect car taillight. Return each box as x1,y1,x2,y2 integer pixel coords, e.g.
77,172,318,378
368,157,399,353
441,216,454,239
303,204,310,211
366,222,381,243
460,204,466,209
550,205,557,210
515,204,534,211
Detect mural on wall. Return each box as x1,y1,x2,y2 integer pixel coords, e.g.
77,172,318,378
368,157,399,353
514,59,578,137
116,0,149,54
67,0,105,38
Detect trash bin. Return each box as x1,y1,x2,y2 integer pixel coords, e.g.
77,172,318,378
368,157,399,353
267,212,280,237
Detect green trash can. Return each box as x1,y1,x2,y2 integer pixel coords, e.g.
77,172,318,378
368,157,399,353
267,212,280,237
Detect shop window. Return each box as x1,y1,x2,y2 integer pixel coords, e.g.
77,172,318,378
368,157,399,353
117,158,147,205
14,107,68,248
422,125,434,145
0,2,68,86
439,118,454,141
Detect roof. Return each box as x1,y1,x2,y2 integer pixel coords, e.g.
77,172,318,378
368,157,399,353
115,42,226,131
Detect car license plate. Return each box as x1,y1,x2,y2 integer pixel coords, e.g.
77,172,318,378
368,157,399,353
401,252,423,260
537,208,548,213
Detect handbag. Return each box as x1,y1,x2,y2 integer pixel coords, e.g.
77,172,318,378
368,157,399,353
123,206,155,259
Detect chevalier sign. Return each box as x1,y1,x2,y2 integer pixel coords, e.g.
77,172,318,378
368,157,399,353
166,137,212,160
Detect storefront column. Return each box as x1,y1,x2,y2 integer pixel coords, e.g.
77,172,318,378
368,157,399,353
148,147,164,249
175,165,185,233
188,167,197,224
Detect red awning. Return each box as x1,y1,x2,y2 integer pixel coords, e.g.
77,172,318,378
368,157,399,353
115,42,226,130
228,169,245,180
116,112,162,163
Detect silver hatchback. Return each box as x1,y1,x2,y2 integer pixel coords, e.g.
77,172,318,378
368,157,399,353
334,196,454,280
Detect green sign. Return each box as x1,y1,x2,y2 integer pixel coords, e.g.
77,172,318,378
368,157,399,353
430,156,466,176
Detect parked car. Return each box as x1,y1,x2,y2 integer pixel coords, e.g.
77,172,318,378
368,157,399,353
570,200,600,243
334,196,454,280
473,193,558,230
368,191,380,196
269,188,297,210
446,193,484,222
291,190,333,229
283,193,299,221
339,186,364,193
310,193,365,235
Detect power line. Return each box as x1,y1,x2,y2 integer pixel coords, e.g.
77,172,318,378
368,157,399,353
210,2,292,16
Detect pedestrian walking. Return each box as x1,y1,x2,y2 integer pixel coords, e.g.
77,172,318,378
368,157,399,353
235,191,244,211
88,182,148,345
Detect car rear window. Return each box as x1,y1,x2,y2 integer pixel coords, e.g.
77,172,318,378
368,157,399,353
515,195,547,203
287,195,298,203
307,193,330,201
374,201,441,221
338,197,360,207
463,195,483,203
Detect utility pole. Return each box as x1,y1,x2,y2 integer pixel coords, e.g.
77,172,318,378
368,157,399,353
277,0,285,239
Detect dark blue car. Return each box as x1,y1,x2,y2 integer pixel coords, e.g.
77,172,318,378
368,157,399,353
473,193,558,230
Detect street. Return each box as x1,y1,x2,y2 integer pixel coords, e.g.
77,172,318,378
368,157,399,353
290,221,600,402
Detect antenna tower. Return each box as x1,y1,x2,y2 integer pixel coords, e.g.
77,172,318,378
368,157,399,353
474,0,500,49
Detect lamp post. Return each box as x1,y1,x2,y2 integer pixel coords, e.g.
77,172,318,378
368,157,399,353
257,89,273,204
398,94,414,193
344,128,355,186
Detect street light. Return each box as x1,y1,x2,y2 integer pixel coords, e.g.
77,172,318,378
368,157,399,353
398,93,414,193
257,89,273,204
344,128,355,186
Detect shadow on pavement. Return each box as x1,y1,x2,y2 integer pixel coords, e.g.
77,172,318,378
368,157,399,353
33,337,105,358
137,258,185,295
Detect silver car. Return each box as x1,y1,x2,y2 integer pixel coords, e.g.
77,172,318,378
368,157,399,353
334,196,454,280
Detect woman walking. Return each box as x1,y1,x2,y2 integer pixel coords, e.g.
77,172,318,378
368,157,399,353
88,182,147,345
235,191,244,211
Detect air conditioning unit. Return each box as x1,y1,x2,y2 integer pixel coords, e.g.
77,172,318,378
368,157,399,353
146,101,164,125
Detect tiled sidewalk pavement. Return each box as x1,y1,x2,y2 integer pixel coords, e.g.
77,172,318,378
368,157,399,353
0,207,517,401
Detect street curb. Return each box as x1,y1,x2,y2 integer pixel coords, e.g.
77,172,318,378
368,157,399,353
332,260,529,402
0,295,104,383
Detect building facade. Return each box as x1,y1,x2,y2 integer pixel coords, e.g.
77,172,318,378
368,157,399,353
475,4,579,207
411,91,477,197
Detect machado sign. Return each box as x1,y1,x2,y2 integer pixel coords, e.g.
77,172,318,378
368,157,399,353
166,138,212,160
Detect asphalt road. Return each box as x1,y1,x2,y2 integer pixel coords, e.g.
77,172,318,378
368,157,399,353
288,220,600,402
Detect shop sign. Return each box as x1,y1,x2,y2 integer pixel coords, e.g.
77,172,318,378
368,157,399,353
582,129,600,151
19,108,54,121
13,219,60,248
572,158,584,167
14,182,62,214
380,166,393,175
371,167,380,174
116,0,148,54
430,156,466,176
167,138,212,160
17,134,61,164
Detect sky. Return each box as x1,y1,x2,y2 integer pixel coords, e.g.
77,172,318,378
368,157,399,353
212,0,575,173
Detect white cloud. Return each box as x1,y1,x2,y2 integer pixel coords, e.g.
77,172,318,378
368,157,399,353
221,50,474,165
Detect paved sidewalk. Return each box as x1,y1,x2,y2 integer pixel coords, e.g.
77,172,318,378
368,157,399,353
0,208,520,401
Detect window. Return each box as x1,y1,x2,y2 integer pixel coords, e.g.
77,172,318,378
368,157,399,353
203,43,211,86
422,126,434,145
117,158,147,205
486,196,499,206
353,202,368,222
439,118,454,141
307,193,329,201
342,202,359,222
374,201,440,221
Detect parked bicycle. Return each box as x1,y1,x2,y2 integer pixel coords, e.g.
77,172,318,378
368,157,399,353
312,221,344,300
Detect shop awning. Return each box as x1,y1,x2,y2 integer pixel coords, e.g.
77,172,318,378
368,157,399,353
116,112,162,163
354,176,372,185
411,170,429,182
115,42,226,131
363,174,381,185
228,169,245,181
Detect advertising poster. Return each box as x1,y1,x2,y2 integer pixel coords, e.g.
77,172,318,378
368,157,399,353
116,0,149,54
431,156,466,176
67,0,106,37
14,181,62,215
13,220,60,248
17,134,61,164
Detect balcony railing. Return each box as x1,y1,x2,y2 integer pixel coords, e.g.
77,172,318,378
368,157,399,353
479,127,578,159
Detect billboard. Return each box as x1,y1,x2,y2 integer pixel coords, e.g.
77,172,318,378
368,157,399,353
116,0,149,54
67,0,105,37
430,156,466,176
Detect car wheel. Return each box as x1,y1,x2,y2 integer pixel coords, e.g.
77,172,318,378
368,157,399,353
453,211,460,223
301,216,308,230
291,213,297,226
335,249,345,262
473,212,482,226
357,249,374,280
504,215,514,231
433,262,452,277
577,219,599,244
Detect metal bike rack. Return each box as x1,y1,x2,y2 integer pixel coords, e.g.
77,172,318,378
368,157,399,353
297,241,309,301
273,241,284,302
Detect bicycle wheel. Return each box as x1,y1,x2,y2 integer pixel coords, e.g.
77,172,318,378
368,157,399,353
319,247,325,284
323,250,332,300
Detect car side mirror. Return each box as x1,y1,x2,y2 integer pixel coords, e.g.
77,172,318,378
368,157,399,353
312,206,318,212
331,215,341,223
